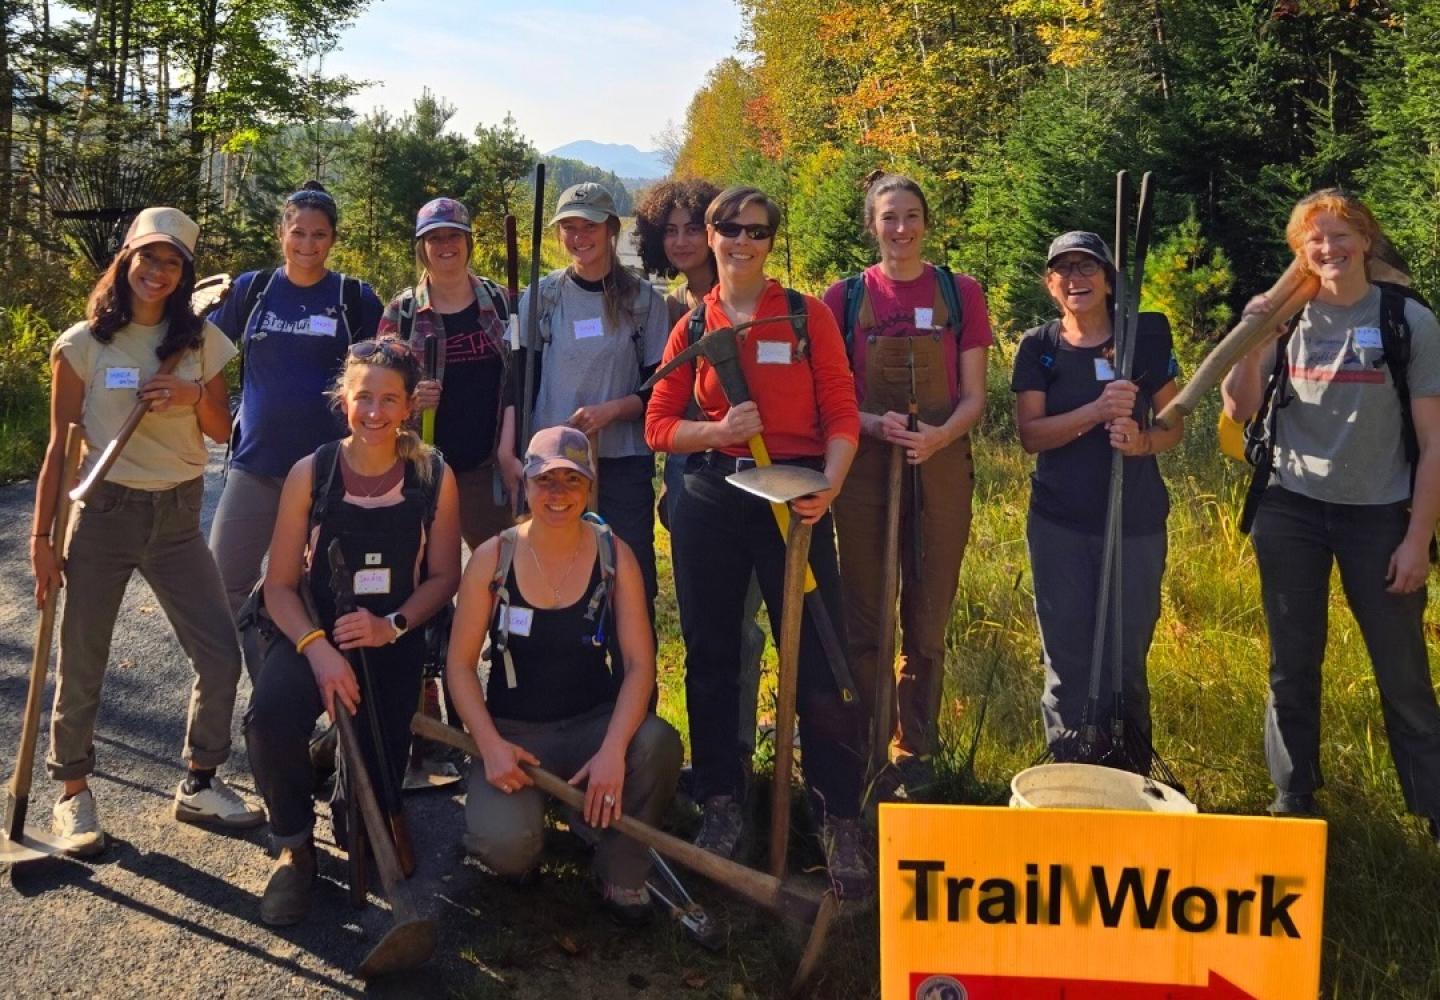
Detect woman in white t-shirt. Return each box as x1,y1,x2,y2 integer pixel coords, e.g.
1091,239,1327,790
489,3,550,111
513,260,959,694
1222,189,1440,833
28,207,263,857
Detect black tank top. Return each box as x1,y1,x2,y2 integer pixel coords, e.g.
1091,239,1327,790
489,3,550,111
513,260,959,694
484,557,619,722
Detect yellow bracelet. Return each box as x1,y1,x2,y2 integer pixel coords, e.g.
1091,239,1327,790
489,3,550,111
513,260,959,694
295,628,326,654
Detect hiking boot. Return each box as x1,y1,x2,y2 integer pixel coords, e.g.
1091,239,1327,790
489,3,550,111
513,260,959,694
893,755,937,801
821,817,872,901
52,788,106,857
693,795,744,860
1267,791,1321,817
598,880,653,926
174,776,266,830
260,842,317,926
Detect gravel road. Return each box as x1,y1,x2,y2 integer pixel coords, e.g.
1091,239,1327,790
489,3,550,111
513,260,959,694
0,449,735,1000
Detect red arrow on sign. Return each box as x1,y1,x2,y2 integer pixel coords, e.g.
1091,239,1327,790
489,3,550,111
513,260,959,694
914,971,1258,999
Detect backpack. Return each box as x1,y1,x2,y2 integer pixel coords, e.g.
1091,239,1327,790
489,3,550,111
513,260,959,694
840,264,965,354
1238,281,1436,559
395,276,510,341
685,287,811,357
486,513,618,692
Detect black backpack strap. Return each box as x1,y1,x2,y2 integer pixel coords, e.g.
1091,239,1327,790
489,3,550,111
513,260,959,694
1379,284,1418,470
1038,320,1062,387
686,302,707,348
841,275,865,355
785,287,810,360
477,276,509,322
397,288,417,342
309,440,344,533
338,274,367,343
1237,328,1296,535
933,265,965,339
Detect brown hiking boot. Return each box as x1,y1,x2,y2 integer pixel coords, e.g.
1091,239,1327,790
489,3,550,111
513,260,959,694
821,817,873,901
261,841,317,926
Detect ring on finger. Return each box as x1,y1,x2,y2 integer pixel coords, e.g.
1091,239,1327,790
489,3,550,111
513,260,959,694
602,794,615,807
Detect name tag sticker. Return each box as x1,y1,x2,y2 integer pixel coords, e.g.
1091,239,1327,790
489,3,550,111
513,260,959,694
1094,358,1116,381
353,568,391,595
307,315,338,336
914,307,935,330
364,552,382,566
1354,326,1383,350
756,340,792,365
507,607,534,637
574,317,604,340
105,367,140,390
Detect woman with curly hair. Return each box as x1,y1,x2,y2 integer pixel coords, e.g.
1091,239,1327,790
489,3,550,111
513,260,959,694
632,178,721,325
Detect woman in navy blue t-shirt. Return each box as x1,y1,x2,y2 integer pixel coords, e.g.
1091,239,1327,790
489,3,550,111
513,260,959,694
207,181,382,679
1009,231,1184,770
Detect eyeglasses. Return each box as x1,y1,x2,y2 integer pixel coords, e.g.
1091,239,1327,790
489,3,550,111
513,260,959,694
1049,258,1102,278
350,339,413,363
1048,259,1102,278
712,221,775,241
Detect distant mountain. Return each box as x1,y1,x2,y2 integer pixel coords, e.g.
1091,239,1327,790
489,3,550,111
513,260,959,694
545,141,668,181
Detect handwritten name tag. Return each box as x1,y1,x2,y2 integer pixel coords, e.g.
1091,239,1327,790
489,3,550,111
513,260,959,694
756,340,792,365
105,367,140,390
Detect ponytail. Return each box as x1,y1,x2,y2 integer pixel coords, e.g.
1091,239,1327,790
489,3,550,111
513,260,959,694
395,426,436,485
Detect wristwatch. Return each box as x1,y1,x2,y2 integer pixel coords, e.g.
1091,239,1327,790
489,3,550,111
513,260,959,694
385,612,409,643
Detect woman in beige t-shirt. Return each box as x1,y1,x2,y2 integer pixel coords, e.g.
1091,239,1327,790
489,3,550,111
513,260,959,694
29,207,263,857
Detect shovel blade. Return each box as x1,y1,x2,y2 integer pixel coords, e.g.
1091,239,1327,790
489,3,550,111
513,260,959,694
358,917,437,979
0,825,71,865
727,465,830,505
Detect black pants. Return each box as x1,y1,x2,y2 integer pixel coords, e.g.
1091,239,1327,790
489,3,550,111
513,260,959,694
672,458,864,819
245,635,422,848
598,455,658,619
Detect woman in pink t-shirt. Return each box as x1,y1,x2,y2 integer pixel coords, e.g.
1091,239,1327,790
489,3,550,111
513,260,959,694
822,172,994,799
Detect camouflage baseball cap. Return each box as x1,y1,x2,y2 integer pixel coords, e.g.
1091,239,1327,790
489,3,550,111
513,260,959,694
415,197,472,239
523,425,595,481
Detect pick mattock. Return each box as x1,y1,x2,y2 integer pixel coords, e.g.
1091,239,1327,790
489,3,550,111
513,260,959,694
727,463,830,879
516,162,546,517
411,714,841,996
317,540,435,978
640,319,858,705
2,424,84,866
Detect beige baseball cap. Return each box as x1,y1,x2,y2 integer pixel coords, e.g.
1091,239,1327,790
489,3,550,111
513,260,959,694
549,183,618,225
122,207,200,260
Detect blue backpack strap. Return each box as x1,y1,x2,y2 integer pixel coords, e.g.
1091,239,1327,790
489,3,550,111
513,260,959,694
841,275,865,355
933,264,964,337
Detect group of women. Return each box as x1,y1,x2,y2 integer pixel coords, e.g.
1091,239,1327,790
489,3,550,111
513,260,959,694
25,171,1440,939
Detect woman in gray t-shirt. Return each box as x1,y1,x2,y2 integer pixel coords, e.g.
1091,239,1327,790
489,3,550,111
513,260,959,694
499,183,668,611
1221,189,1440,836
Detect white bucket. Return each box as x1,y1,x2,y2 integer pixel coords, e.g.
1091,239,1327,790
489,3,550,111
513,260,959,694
1009,763,1196,814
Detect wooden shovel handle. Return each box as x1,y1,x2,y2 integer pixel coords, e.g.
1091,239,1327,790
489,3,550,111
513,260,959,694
69,352,185,502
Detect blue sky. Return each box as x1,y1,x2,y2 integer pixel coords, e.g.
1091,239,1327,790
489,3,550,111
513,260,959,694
323,0,745,152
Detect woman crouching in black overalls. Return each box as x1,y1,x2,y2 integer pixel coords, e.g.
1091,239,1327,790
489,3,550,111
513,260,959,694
246,337,462,926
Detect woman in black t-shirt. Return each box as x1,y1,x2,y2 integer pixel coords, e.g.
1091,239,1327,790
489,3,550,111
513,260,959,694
1009,231,1184,769
445,426,682,922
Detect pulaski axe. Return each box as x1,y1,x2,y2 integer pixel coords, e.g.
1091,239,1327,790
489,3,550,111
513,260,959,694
640,319,858,705
411,714,840,995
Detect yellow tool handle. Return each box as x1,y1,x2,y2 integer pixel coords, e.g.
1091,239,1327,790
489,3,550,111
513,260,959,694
421,410,435,445
746,433,818,593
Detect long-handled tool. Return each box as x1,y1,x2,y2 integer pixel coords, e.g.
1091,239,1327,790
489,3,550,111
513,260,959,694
904,336,923,578
420,334,438,445
504,214,520,317
2,424,85,866
640,320,858,704
726,463,829,879
646,850,723,950
69,273,234,503
517,163,546,516
1153,259,1318,430
318,540,435,977
868,440,904,785
412,714,840,995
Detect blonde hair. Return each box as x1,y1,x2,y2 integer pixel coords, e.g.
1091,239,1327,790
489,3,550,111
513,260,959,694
555,216,645,333
328,341,436,485
1285,189,1381,275
415,231,475,282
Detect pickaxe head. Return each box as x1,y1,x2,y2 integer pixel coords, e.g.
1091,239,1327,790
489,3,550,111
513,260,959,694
640,314,807,407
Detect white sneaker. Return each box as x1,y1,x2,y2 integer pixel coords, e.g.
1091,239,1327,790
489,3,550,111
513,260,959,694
52,789,106,857
174,775,266,830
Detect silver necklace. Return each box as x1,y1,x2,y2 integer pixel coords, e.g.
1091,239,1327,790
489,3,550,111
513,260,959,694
527,536,582,606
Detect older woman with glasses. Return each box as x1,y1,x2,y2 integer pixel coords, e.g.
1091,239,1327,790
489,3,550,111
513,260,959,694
1009,231,1183,770
645,186,870,898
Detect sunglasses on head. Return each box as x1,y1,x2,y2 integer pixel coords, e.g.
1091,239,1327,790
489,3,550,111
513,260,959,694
286,189,336,207
350,339,413,363
712,221,775,241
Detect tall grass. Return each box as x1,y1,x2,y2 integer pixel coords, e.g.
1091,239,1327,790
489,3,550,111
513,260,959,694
0,304,58,484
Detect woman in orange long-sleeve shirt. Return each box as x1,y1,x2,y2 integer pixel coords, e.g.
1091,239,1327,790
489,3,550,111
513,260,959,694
644,185,869,899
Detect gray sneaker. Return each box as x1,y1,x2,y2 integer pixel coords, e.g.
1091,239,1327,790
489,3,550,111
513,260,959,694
52,788,106,857
693,795,744,860
174,776,266,829
821,817,872,900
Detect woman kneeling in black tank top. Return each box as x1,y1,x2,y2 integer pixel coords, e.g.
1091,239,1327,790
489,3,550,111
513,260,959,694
447,425,682,921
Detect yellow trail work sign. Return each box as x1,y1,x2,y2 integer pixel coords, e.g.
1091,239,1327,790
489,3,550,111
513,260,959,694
879,804,1325,999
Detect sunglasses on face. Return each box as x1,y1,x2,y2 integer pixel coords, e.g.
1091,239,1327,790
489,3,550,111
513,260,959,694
1049,259,1102,278
712,221,775,241
350,339,413,363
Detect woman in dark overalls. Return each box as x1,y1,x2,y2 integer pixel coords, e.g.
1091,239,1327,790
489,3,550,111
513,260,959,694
245,337,461,926
822,172,994,798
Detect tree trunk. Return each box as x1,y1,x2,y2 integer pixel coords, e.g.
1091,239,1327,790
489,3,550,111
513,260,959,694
114,0,133,106
72,0,107,150
1,0,14,246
